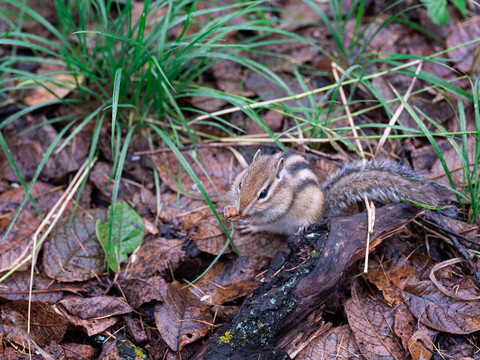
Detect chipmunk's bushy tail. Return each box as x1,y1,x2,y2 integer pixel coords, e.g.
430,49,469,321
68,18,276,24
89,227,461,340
321,159,456,218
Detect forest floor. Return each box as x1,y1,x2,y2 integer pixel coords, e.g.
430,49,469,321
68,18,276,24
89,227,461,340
1,0,480,359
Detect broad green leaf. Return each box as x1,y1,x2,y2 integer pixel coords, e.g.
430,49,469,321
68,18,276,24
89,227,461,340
450,0,467,17
96,201,144,272
421,0,450,26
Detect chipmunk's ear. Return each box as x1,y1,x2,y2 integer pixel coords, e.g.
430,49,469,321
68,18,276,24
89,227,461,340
275,158,285,179
252,149,261,163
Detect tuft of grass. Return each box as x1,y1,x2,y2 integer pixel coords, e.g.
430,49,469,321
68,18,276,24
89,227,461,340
0,0,309,266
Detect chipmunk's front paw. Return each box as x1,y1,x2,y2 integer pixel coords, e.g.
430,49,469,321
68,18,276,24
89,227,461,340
237,223,261,234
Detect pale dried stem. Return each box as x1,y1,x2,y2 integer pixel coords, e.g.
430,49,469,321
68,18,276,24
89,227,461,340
429,258,480,301
374,60,423,157
188,60,425,125
331,62,366,162
23,158,97,337
363,194,376,274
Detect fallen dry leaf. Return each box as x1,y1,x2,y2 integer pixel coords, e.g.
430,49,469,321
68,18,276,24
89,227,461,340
194,256,268,305
124,316,148,345
371,72,454,132
446,17,480,74
367,247,480,335
97,340,119,360
296,325,365,360
0,182,63,273
430,138,478,188
0,118,89,183
402,278,480,334
211,59,256,97
0,272,63,304
365,252,435,305
1,300,68,349
345,282,405,359
0,141,45,182
154,281,213,352
189,82,228,112
125,237,187,278
59,296,133,320
56,309,118,337
47,341,96,360
23,72,82,106
154,147,241,196
183,204,287,256
244,108,285,134
245,72,306,107
393,303,420,353
43,209,107,282
408,327,435,360
56,295,134,337
345,19,402,55
159,192,203,227
118,276,168,308
0,234,34,273
436,333,480,358
88,161,137,203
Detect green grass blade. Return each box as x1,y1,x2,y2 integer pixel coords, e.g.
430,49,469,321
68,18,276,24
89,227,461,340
111,68,123,155
105,124,137,271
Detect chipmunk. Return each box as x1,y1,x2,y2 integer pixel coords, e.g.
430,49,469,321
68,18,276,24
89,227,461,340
223,150,450,235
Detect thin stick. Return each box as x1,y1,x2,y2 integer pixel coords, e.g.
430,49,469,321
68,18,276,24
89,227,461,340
134,141,256,156
25,158,97,337
332,62,366,161
363,194,376,273
188,60,425,125
375,61,423,157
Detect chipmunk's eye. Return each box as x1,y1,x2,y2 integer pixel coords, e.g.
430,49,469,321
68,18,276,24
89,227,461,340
258,188,268,199
238,182,242,190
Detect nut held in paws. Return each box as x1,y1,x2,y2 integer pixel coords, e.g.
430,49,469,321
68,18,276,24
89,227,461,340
224,206,241,222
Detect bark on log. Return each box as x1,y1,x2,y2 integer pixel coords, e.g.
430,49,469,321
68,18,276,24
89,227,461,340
195,203,423,360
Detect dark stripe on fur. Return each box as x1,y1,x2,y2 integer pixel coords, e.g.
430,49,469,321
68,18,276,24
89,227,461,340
289,161,311,174
296,178,319,193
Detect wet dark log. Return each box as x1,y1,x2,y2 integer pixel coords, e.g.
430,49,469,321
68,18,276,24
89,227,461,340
195,203,423,360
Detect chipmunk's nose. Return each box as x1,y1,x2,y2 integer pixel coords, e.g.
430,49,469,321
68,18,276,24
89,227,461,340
237,209,243,216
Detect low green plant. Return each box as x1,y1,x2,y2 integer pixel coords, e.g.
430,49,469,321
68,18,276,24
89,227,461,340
420,0,467,26
96,200,145,272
